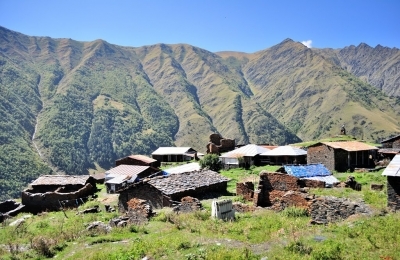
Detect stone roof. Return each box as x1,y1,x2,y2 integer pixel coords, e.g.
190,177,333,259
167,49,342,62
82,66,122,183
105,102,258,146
30,175,91,186
380,134,400,143
148,170,230,195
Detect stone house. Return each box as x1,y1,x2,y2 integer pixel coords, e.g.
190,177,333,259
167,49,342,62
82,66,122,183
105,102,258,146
379,134,400,160
307,141,378,172
118,170,230,211
382,154,400,211
151,147,198,163
21,175,97,213
115,154,160,168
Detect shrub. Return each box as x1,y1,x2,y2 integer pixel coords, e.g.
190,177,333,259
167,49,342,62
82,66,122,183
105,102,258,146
199,154,221,171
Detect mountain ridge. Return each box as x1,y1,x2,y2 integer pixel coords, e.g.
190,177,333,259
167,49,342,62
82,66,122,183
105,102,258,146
0,26,400,200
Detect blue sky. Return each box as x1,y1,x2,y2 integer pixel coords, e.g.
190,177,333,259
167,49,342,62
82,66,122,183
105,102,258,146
1,0,399,53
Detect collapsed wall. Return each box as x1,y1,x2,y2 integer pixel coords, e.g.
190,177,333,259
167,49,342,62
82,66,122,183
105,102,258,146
238,171,372,224
21,183,95,213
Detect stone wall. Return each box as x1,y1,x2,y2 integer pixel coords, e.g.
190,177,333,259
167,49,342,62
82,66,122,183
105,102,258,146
307,144,335,172
118,182,164,211
253,171,325,207
236,182,254,201
309,196,372,224
387,176,400,211
394,138,400,149
21,183,95,213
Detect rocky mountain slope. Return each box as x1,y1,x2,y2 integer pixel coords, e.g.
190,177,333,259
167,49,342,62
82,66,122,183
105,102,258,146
1,26,400,200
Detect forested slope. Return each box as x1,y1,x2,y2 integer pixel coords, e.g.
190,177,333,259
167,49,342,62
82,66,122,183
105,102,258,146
1,26,400,200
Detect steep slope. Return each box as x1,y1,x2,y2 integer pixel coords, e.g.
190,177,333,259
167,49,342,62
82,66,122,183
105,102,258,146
240,39,400,141
1,26,400,200
315,43,400,97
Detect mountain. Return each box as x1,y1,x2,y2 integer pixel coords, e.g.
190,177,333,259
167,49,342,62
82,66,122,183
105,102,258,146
1,26,400,200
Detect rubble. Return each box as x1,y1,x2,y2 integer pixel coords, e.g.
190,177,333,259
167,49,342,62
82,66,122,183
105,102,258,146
172,196,202,213
309,196,372,224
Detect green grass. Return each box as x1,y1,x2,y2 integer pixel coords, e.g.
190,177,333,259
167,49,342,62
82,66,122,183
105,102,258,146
0,166,395,260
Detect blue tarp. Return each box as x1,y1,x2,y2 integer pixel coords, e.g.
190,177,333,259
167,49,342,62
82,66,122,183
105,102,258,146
284,164,331,178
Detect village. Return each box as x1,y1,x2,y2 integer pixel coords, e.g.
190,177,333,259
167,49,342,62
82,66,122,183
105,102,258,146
1,130,400,259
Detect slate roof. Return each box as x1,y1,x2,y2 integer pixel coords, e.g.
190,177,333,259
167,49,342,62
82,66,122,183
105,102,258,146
30,175,91,186
321,141,378,151
163,162,201,175
148,170,230,195
380,134,400,144
220,144,270,158
284,164,331,178
382,154,400,177
152,147,196,155
261,146,307,156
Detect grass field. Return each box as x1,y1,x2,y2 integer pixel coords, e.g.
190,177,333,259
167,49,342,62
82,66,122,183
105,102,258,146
0,166,398,260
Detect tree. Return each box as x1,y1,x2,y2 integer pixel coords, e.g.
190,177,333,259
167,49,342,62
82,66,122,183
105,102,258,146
199,154,221,172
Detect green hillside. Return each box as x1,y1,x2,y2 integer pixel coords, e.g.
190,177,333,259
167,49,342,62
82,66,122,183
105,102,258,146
0,26,400,200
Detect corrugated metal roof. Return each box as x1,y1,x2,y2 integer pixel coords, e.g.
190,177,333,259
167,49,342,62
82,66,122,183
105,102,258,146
105,165,150,176
105,175,130,184
220,144,270,158
382,154,400,176
301,175,340,186
322,141,378,151
163,162,201,175
284,164,331,178
148,170,230,195
31,175,91,186
127,154,157,163
261,146,307,156
152,147,195,155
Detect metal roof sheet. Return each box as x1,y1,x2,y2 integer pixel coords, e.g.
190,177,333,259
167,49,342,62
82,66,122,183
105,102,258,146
163,162,201,175
284,164,331,178
382,154,400,176
105,175,130,184
220,144,270,158
148,170,230,195
152,147,195,155
31,175,91,186
105,165,150,177
322,141,378,151
261,146,307,156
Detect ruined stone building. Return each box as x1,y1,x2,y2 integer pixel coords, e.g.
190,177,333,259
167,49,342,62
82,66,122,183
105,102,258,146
22,175,97,213
307,141,378,172
382,154,400,211
118,170,230,211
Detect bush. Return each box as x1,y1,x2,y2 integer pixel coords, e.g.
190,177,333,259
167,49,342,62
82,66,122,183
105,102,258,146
199,154,221,172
